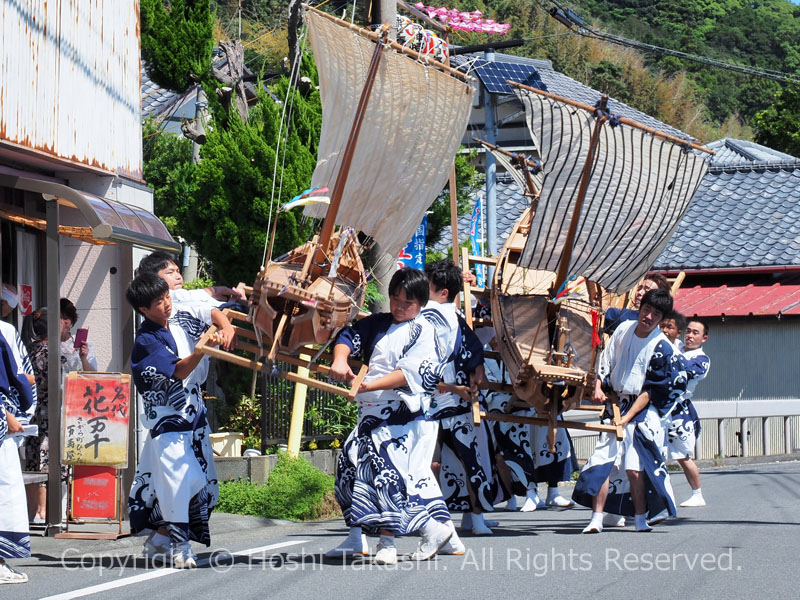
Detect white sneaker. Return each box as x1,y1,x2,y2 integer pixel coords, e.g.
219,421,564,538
439,525,466,555
647,509,668,526
0,562,28,584
546,495,575,508
582,521,602,534
324,531,369,558
680,495,706,508
373,543,397,565
602,514,626,528
411,521,452,561
172,543,198,569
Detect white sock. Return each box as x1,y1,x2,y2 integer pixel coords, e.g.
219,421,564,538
505,496,517,510
471,512,486,528
546,486,560,502
346,526,363,542
379,534,395,548
421,519,443,536
151,531,170,548
692,488,703,496
525,487,540,502
634,514,649,529
589,511,604,526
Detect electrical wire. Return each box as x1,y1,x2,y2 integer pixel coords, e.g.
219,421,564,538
538,0,800,85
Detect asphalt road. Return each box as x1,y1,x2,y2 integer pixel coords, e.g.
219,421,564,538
13,460,800,599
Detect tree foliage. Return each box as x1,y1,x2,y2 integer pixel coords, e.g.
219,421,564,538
754,84,800,157
141,0,216,92
182,78,321,284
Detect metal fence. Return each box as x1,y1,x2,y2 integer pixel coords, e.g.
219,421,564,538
259,362,353,445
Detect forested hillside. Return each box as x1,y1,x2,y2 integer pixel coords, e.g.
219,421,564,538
212,1,799,149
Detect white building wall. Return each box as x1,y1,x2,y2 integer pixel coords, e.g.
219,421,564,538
0,0,142,176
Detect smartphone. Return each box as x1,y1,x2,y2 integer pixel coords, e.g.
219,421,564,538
73,328,89,349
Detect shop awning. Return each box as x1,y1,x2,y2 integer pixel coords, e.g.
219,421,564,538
0,166,180,253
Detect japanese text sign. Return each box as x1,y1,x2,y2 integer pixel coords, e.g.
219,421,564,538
62,372,130,467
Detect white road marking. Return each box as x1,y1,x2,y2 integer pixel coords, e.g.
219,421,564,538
40,539,311,600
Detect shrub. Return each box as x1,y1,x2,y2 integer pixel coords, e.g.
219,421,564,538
216,454,339,521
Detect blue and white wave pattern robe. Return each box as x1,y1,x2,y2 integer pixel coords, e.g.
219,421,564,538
432,315,506,512
0,321,36,433
573,321,686,518
484,357,577,492
666,346,709,460
334,311,450,534
128,311,218,546
0,335,35,559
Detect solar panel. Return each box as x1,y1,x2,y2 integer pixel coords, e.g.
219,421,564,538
472,59,548,95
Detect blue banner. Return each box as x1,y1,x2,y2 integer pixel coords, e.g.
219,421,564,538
397,215,427,271
470,196,485,288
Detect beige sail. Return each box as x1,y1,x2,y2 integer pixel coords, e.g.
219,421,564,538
303,9,475,257
514,87,709,295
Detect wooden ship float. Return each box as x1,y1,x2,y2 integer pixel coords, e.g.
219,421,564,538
464,82,712,447
196,5,475,399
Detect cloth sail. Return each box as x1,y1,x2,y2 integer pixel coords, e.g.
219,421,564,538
303,10,474,257
515,88,709,294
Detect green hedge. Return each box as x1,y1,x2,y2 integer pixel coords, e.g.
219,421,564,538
216,454,339,521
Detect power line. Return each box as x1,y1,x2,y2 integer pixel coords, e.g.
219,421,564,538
539,0,800,85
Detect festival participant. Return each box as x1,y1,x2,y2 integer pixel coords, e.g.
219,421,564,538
424,260,504,537
326,268,453,565
483,334,576,512
604,273,670,336
137,252,239,351
0,335,35,585
126,272,223,568
573,289,685,533
669,319,711,508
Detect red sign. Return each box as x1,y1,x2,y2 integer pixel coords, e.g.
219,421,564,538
71,465,117,519
62,372,130,467
19,284,33,316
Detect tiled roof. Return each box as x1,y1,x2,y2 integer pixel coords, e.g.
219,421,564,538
654,139,800,271
675,274,800,317
431,174,529,255
141,61,183,119
452,53,693,141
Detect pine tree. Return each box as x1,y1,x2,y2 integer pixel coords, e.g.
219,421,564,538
141,0,215,92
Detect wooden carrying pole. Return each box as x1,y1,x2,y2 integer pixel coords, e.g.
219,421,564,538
481,411,623,440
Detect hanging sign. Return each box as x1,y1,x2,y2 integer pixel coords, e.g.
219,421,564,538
397,215,427,271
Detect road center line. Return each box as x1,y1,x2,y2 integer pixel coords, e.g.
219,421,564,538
40,539,311,600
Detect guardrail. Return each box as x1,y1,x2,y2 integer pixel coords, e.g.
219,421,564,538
564,399,800,460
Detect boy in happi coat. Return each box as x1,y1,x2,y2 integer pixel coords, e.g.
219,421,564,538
327,268,453,565
126,273,223,568
667,319,710,508
424,261,504,536
573,289,686,533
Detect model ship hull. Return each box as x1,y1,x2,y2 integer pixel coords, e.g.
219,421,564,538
490,207,599,415
250,231,366,355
